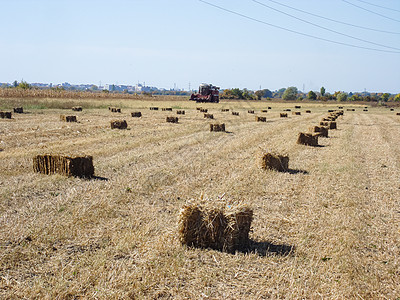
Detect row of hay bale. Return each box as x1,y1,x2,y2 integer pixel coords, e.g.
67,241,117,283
297,110,343,146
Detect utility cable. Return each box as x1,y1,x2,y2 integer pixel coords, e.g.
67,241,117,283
353,0,400,13
261,0,400,34
342,0,400,23
253,0,400,51
198,0,400,53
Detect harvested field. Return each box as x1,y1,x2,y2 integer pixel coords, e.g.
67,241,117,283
0,98,399,299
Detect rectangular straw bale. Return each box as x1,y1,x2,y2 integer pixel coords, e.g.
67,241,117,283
131,112,142,117
33,154,94,177
268,107,272,109
261,152,289,172
72,106,82,111
0,112,12,119
196,107,202,111
284,109,291,111
390,108,394,111
150,107,159,110
204,113,214,119
261,110,268,113
221,109,229,112
60,115,77,122
295,106,301,109
162,108,173,111
329,121,337,129
232,112,239,116
248,110,255,114
110,120,127,129
310,126,328,137
297,132,318,146
177,110,185,115
397,113,400,116
210,123,225,132
280,113,288,118
305,110,311,113
166,116,179,123
255,116,266,122
200,109,208,113
292,111,301,115
13,107,23,113
177,202,253,253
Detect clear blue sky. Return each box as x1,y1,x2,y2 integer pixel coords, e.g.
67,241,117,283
1,0,399,93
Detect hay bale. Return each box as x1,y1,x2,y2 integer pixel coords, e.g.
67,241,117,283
329,122,337,129
0,112,12,119
150,107,159,111
162,108,173,111
284,109,291,111
261,152,289,172
268,107,272,109
13,107,23,113
200,108,208,113
390,108,394,111
166,116,179,123
338,106,343,109
292,112,301,115
72,106,82,111
347,108,355,111
396,113,400,116
204,113,214,119
110,120,127,129
33,154,94,177
255,116,266,122
131,112,142,118
177,202,253,253
363,109,368,112
310,126,328,137
280,113,288,118
328,110,334,112
176,110,185,115
295,106,301,109
221,109,229,112
248,110,255,114
210,123,225,132
60,115,77,122
261,110,268,113
297,132,318,146
305,110,311,113
232,112,239,116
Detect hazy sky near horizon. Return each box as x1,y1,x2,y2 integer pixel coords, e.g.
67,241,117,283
1,0,399,93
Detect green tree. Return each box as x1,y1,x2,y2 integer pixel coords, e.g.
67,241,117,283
320,86,326,96
282,86,298,100
381,93,390,102
18,80,31,89
255,90,263,100
337,92,348,102
307,90,317,100
394,94,400,102
13,80,18,87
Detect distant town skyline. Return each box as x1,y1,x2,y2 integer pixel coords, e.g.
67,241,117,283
1,1,399,94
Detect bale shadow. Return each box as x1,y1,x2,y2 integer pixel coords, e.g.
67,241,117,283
243,240,295,257
286,168,308,175
87,175,109,181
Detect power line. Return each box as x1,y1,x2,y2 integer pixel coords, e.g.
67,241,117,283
342,0,400,23
197,1,400,53
260,0,400,35
353,0,400,13
252,0,400,51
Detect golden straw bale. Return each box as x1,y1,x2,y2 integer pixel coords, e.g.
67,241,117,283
33,154,94,177
110,120,127,129
305,110,311,113
204,113,214,119
177,110,185,115
72,106,82,111
232,112,239,116
221,108,229,112
166,116,179,123
210,123,225,132
248,110,255,114
131,112,142,117
310,126,328,137
297,132,318,146
177,201,253,253
0,112,12,119
280,113,288,118
13,107,23,113
255,116,266,122
261,152,289,172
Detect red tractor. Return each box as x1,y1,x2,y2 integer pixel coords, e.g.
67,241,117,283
189,83,220,103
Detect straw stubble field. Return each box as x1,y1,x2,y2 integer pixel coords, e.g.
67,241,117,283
0,97,399,299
